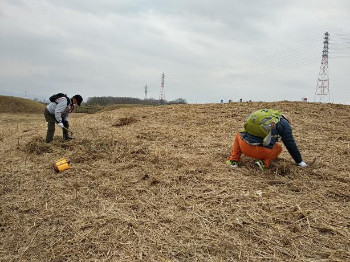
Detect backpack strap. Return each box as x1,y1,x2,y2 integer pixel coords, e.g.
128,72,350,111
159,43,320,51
55,95,70,106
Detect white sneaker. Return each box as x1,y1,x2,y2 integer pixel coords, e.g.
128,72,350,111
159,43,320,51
297,161,307,167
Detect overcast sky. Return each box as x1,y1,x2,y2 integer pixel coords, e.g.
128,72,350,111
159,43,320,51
0,0,349,104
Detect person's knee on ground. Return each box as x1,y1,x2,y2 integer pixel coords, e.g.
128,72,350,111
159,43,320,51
228,133,242,162
261,143,283,168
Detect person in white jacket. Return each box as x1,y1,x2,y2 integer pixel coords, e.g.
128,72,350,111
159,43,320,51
44,94,83,143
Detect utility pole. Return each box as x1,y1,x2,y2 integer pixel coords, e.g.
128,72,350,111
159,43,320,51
315,32,330,102
144,85,148,99
159,73,165,103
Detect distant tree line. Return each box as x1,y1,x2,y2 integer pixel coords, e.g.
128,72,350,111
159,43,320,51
86,96,187,106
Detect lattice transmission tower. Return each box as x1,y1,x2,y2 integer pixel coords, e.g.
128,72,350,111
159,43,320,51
159,73,165,103
144,85,148,99
315,32,330,102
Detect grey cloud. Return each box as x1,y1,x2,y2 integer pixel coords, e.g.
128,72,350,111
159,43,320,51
0,0,349,103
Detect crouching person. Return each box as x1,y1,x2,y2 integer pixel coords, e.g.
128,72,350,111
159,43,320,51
227,109,307,170
44,94,83,143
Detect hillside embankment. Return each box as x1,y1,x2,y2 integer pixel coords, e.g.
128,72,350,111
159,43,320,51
1,98,350,261
0,95,45,113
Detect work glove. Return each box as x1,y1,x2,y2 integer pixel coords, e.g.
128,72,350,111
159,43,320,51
57,122,64,128
297,161,307,167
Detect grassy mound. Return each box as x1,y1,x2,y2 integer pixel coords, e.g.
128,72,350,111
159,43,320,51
0,95,45,114
1,101,350,261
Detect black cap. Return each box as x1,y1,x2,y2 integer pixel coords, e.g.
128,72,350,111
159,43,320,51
73,95,83,106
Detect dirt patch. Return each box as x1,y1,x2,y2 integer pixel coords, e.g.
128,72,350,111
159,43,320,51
112,116,138,127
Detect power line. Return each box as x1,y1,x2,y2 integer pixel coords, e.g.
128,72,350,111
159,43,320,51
163,33,350,89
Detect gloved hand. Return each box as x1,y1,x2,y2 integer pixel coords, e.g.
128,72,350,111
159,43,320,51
57,122,64,128
297,161,307,167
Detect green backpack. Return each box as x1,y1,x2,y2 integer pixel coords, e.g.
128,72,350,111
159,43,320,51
243,109,282,146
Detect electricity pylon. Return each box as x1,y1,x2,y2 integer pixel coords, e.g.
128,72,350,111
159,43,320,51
315,32,330,102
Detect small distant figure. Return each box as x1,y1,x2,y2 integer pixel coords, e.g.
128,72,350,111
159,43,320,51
239,98,243,103
226,109,307,170
44,93,83,143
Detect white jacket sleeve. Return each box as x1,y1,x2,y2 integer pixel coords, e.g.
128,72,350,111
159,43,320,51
54,98,68,123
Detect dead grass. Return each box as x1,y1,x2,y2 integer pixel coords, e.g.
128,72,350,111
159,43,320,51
23,136,53,154
112,116,138,127
1,100,350,261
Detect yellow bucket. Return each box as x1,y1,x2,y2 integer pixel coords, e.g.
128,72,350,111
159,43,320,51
53,158,71,173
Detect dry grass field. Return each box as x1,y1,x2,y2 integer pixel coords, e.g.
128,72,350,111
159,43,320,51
1,96,350,261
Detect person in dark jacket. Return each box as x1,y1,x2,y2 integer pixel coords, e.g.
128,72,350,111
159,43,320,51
227,113,307,170
44,94,83,143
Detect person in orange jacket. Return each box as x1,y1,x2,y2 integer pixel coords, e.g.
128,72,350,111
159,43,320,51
227,114,307,170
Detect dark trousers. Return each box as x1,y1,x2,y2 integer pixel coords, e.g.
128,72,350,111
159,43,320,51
44,108,70,143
